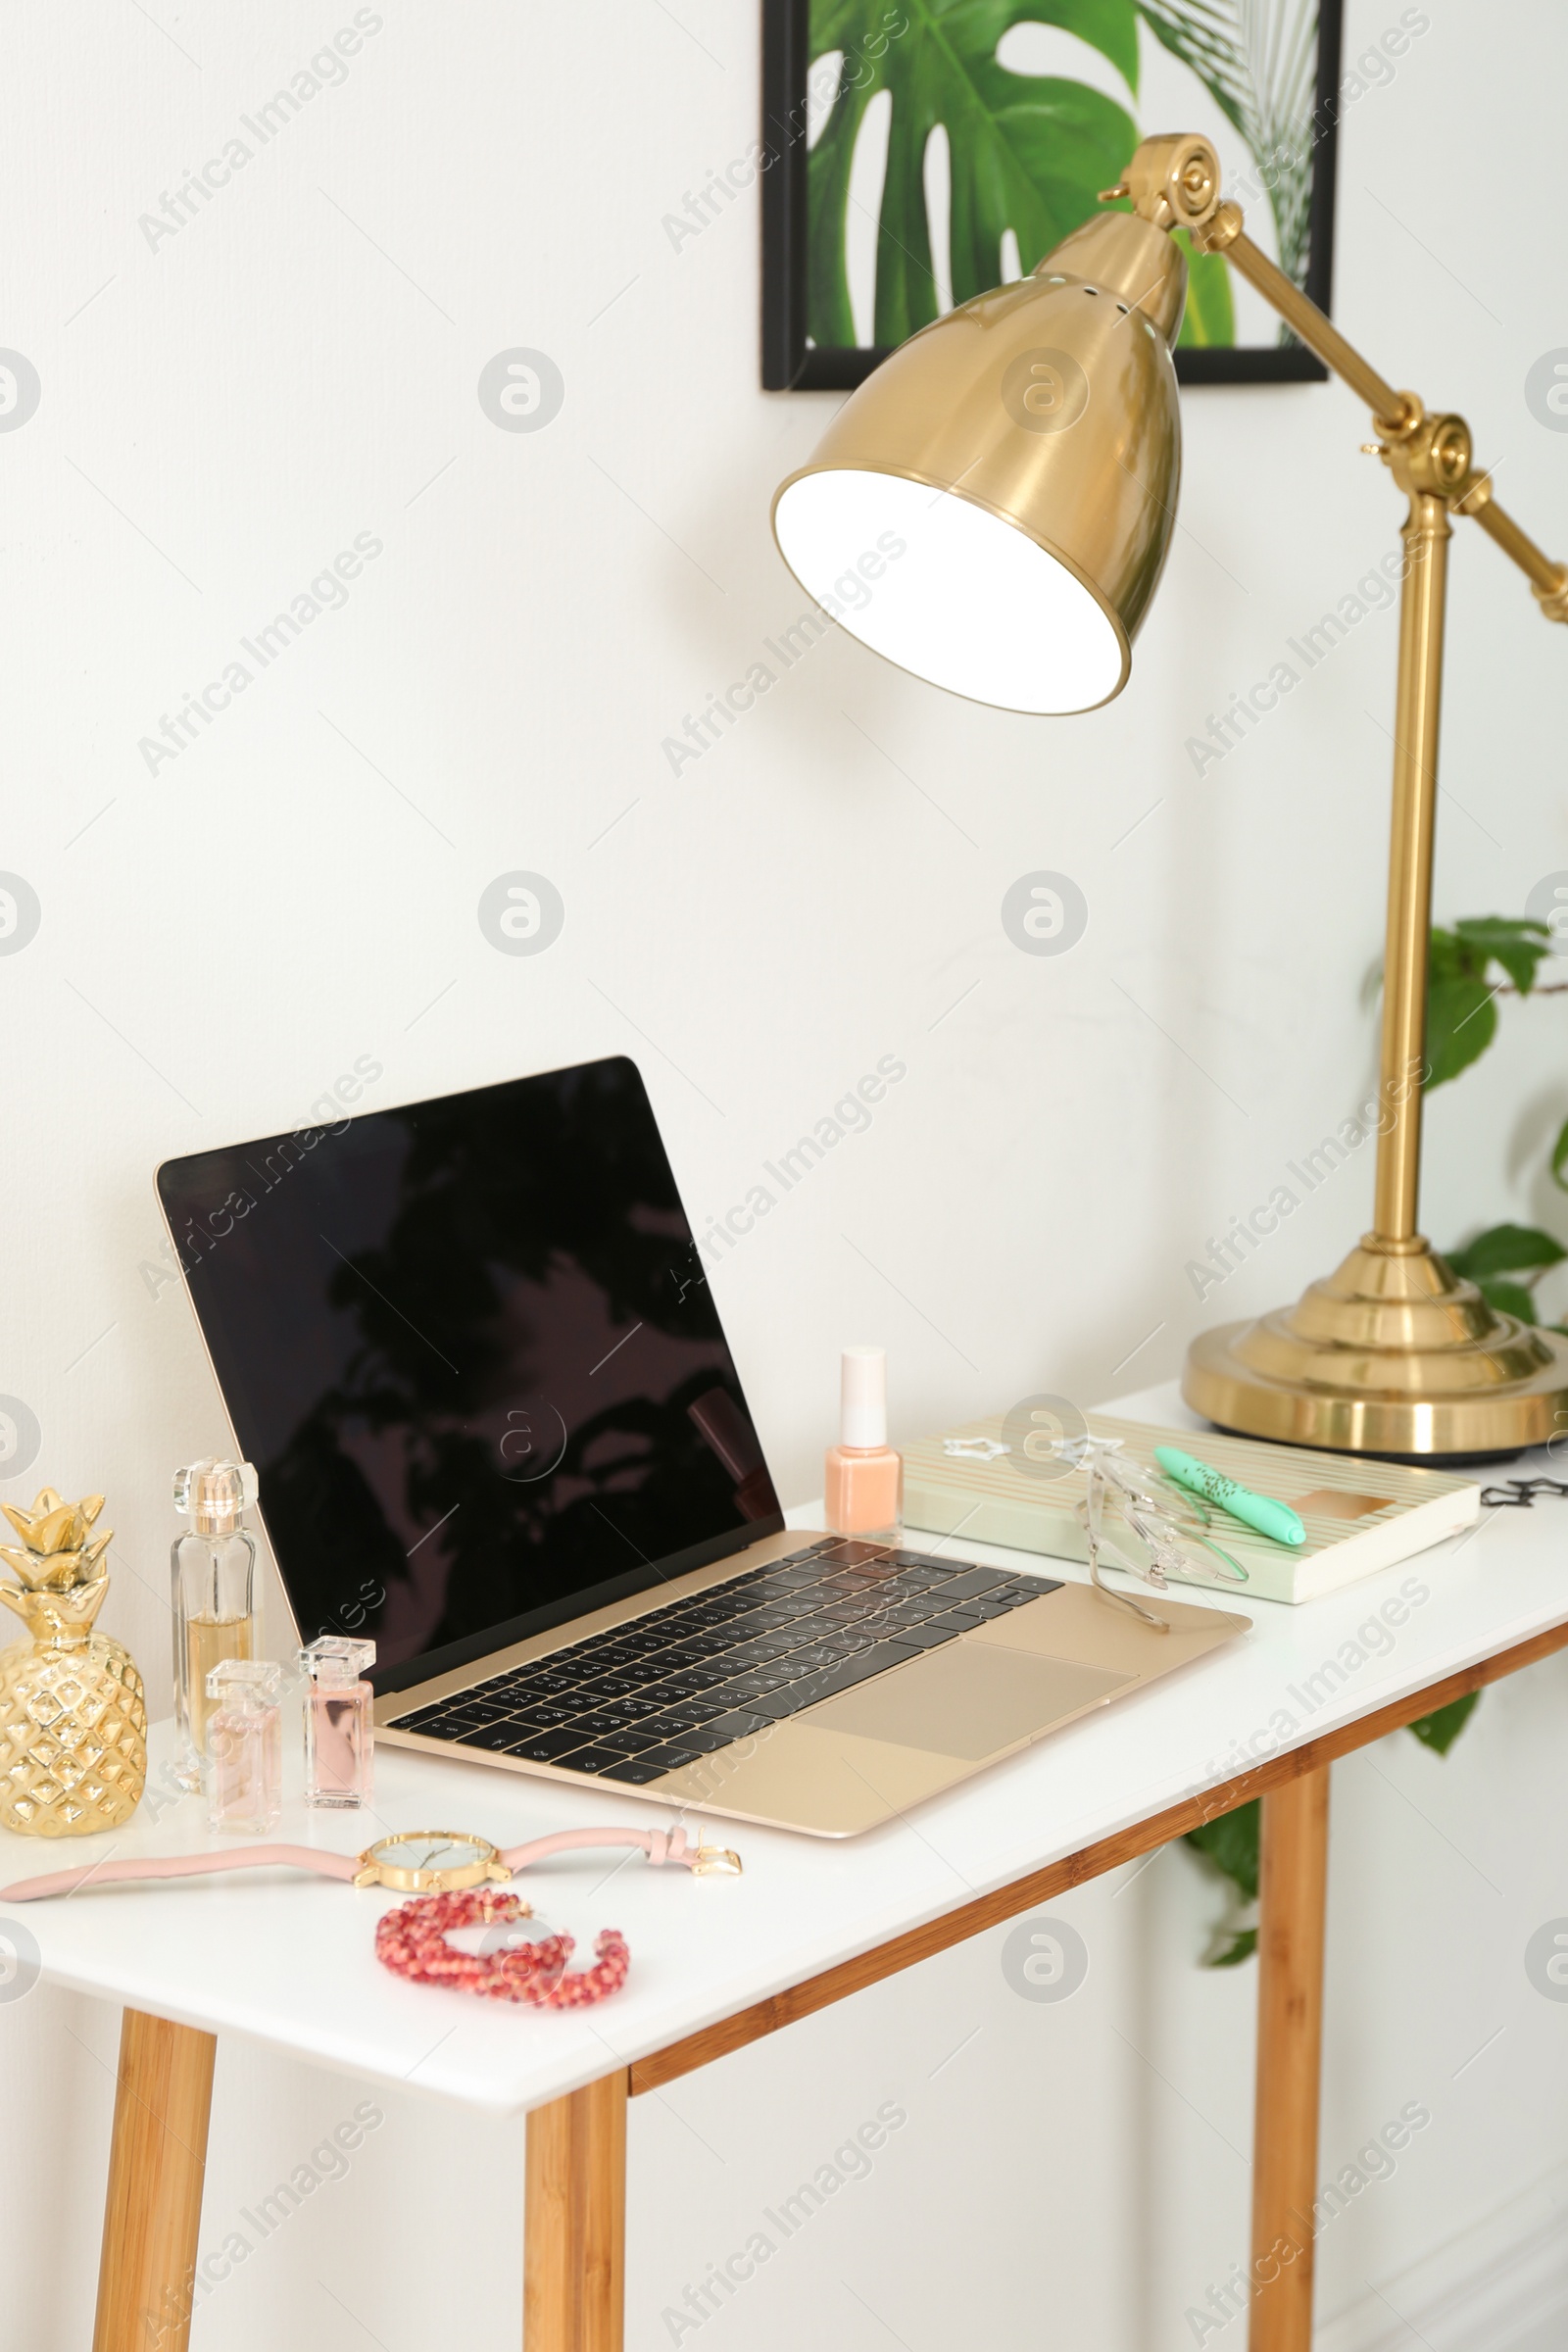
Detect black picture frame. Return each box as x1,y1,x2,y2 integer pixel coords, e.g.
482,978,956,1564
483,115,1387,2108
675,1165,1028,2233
761,0,1344,392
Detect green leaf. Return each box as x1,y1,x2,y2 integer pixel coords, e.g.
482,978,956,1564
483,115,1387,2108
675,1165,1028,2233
1407,1692,1480,1755
1425,974,1497,1088
808,0,1141,350
1453,916,1550,998
1477,1278,1540,1324
1427,925,1482,986
1551,1116,1568,1195
1174,228,1235,348
1211,1927,1257,1967
1445,1220,1562,1325
1183,1796,1258,1902
1446,1223,1566,1280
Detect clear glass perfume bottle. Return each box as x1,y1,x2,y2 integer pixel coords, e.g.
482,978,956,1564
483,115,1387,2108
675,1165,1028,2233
205,1658,282,1834
301,1635,376,1809
824,1346,903,1536
172,1459,260,1792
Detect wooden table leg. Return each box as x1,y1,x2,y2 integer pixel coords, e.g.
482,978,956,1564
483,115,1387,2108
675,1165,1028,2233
1248,1767,1330,2352
92,2008,217,2352
524,2070,628,2352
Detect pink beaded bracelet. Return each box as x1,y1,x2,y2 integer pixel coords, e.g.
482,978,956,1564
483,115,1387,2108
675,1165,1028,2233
374,1886,630,2007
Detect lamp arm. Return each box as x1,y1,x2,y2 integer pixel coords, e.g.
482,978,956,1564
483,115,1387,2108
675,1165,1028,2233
1195,201,1568,620
1453,472,1568,620
1194,204,1404,420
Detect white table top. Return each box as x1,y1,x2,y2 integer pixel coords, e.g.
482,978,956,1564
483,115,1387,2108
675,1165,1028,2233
2,1384,1562,2118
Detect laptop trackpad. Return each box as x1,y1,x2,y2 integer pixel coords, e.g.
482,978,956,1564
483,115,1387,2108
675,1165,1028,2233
807,1643,1135,1761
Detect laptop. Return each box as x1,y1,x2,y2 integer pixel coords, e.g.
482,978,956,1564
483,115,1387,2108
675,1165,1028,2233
157,1056,1246,1838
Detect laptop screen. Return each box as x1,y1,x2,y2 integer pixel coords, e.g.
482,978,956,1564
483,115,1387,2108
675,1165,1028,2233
156,1056,781,1692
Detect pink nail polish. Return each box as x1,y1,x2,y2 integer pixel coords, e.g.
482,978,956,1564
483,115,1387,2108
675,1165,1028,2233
824,1347,902,1536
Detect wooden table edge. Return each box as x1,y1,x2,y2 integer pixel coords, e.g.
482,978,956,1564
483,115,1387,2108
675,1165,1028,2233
628,1613,1568,2094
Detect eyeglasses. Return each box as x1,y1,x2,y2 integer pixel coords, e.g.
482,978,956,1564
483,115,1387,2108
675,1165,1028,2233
1059,1438,1250,1631
1478,1476,1568,1508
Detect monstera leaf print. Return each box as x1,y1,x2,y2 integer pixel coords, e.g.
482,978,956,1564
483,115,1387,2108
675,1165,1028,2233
806,0,1327,356
808,0,1143,349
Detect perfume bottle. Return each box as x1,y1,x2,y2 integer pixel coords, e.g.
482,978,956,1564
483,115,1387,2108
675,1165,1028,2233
824,1347,903,1536
205,1658,282,1834
172,1459,260,1792
301,1636,376,1809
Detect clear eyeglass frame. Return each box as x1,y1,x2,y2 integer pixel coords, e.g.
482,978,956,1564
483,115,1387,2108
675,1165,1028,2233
1059,1438,1250,1632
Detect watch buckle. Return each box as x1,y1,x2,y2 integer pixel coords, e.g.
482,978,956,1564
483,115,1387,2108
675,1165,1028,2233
691,1840,743,1878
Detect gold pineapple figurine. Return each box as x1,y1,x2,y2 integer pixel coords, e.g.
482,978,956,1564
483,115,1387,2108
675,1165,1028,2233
0,1488,147,1835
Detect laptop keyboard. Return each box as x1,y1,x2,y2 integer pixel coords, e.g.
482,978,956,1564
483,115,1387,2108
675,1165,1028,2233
384,1539,1060,1785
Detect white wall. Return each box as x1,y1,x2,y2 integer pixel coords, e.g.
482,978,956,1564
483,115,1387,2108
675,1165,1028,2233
3,3,1567,2345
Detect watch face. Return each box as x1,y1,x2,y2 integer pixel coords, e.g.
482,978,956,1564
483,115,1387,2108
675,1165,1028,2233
369,1835,492,1874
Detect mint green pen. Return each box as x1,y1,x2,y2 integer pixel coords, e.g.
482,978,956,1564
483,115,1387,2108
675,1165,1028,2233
1153,1446,1305,1546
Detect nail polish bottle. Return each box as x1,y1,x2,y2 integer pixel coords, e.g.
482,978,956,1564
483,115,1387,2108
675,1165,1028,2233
206,1658,283,1835
824,1347,902,1536
172,1458,260,1793
301,1636,376,1809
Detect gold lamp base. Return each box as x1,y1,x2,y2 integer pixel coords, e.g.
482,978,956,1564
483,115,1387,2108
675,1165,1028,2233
1182,1236,1568,1461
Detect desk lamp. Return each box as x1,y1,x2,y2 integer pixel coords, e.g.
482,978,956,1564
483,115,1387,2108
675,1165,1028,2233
771,133,1568,1460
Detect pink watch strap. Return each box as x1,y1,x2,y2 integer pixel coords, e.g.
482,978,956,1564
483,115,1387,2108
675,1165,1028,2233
498,1825,707,1872
0,1843,363,1903
0,1823,730,1904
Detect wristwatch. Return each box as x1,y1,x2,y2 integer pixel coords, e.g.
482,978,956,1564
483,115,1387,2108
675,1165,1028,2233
0,1822,740,1904
353,1832,514,1891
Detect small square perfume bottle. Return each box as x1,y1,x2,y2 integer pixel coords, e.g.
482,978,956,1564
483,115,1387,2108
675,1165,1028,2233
301,1636,376,1809
206,1658,283,1835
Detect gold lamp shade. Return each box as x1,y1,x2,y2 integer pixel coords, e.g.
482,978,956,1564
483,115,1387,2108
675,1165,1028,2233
772,212,1188,715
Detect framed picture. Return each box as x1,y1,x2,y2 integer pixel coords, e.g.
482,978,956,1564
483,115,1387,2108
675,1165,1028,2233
761,0,1346,391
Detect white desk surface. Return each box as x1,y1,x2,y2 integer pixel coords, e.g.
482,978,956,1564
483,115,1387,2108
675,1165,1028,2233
3,1383,1563,2118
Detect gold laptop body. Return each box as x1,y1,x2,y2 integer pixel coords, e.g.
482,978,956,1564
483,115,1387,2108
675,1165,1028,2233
377,1527,1245,1838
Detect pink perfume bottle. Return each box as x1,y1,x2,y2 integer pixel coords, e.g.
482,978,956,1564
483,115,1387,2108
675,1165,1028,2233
206,1659,283,1834
301,1635,375,1809
824,1347,902,1536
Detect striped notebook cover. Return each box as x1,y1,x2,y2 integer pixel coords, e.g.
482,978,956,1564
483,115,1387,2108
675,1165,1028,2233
902,1414,1482,1605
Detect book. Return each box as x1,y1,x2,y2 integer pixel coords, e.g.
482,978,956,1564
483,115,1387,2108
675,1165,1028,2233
901,1413,1482,1605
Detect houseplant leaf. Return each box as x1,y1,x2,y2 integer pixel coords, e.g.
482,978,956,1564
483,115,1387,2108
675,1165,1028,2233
1474,1278,1539,1324
1425,974,1496,1088
1446,1226,1563,1321
1551,1115,1568,1194
1452,915,1550,997
1407,1693,1479,1755
1184,1798,1259,1965
1186,1798,1258,1900
808,0,1141,351
1446,1224,1566,1281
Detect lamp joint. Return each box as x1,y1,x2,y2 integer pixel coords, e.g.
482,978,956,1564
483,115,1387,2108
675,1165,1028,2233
1385,411,1470,498
1110,134,1222,235
1535,570,1568,624
1373,390,1425,442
